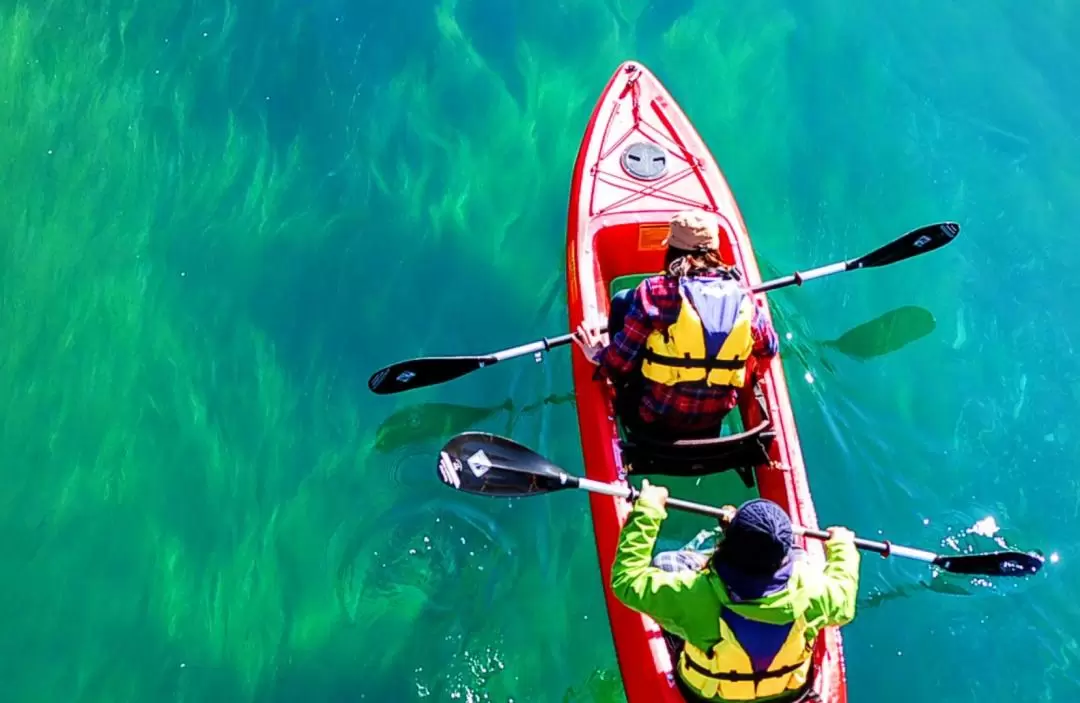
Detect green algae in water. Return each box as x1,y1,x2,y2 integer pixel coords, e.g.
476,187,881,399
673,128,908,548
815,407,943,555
4,0,1080,701
0,1,388,699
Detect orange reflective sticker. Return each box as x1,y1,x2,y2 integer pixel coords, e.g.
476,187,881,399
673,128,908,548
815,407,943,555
638,224,668,251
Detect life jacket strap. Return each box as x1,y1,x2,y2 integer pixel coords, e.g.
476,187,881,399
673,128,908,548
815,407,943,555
643,349,745,371
681,654,808,683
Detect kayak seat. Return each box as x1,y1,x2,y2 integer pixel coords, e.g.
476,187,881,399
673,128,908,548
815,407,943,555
619,387,775,489
619,418,773,489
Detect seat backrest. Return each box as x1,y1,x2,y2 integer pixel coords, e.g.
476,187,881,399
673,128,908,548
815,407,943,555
619,420,774,489
608,273,653,300
617,384,774,487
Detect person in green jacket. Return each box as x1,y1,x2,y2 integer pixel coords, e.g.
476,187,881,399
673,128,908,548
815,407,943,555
610,481,861,703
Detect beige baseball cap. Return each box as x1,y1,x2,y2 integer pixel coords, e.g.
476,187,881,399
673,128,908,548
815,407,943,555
666,209,721,251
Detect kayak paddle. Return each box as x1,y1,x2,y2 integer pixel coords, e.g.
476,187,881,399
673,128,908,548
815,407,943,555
366,333,588,396
753,220,960,292
368,221,960,395
435,431,1044,579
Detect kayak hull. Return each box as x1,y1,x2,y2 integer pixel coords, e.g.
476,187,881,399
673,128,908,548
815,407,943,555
565,61,848,703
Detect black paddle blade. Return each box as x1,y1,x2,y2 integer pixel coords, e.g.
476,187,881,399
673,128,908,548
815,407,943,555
933,550,1045,578
367,355,497,395
436,431,573,498
853,222,960,269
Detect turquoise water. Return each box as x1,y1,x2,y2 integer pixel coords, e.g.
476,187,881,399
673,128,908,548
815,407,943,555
2,0,1078,700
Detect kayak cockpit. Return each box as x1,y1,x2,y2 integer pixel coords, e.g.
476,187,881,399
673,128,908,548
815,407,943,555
619,386,774,489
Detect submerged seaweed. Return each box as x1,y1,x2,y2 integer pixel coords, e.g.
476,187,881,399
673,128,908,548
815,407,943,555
3,0,1079,701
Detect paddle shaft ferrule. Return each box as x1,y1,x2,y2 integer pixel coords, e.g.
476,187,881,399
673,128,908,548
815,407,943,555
492,327,610,362
577,478,743,519
794,526,936,563
493,338,564,362
752,261,851,294
876,543,937,563
575,476,630,498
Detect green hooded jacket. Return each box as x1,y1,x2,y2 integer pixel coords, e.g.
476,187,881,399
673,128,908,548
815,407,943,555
610,491,861,658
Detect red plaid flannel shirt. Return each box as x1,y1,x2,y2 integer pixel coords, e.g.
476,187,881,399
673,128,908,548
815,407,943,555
596,271,779,432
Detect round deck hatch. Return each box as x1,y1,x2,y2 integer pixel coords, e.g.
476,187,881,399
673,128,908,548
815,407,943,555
620,142,668,181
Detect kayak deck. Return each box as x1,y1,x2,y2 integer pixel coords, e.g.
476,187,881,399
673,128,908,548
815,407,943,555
565,62,848,702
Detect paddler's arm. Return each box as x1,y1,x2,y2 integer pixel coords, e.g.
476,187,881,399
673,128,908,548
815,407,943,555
609,482,705,642
748,301,779,378
594,284,658,380
805,527,862,627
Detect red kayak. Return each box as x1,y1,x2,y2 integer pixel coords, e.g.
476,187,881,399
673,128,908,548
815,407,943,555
565,62,848,702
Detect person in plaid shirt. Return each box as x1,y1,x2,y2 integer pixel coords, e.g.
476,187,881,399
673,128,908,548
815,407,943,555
574,209,779,440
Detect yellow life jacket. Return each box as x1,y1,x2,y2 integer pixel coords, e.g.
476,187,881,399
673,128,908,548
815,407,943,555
677,570,814,701
641,276,755,388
